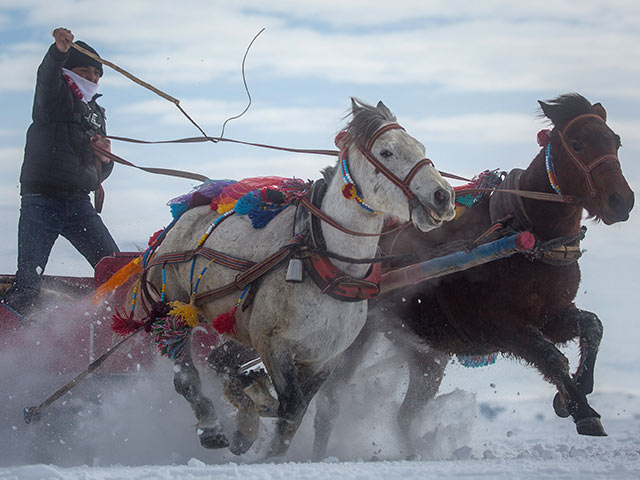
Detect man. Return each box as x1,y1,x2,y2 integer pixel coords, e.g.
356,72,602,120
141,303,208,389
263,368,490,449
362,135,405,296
2,28,119,316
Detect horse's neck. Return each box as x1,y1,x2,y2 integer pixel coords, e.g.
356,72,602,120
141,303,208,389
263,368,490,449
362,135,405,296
519,151,583,239
319,175,385,277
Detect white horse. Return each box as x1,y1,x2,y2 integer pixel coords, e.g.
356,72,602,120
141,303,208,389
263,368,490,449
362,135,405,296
144,99,456,458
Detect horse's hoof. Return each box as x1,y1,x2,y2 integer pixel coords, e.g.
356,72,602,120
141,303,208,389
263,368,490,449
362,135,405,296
198,427,230,449
553,392,570,418
229,430,255,456
576,417,607,437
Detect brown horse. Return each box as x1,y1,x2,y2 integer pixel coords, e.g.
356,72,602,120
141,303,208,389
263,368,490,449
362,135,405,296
312,93,634,459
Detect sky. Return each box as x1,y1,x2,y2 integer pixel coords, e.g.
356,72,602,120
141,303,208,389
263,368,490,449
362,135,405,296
0,0,639,472
0,1,639,383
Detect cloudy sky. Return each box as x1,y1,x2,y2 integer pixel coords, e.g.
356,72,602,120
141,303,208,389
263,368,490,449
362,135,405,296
0,1,639,381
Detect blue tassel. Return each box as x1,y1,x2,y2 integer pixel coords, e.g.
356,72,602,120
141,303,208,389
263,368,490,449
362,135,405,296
170,202,189,220
235,191,262,215
249,206,285,228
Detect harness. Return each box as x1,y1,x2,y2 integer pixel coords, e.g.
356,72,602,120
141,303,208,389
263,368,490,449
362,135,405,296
299,179,382,302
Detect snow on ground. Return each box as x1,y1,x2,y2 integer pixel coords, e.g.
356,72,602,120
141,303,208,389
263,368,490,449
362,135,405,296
1,308,640,479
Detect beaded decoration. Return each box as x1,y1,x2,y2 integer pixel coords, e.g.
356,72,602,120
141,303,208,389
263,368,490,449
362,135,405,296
197,209,235,247
545,143,562,195
457,352,498,368
339,151,378,214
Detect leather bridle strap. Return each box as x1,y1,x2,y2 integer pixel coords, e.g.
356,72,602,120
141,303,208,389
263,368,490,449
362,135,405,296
457,187,580,204
298,196,405,237
358,123,434,203
557,113,620,198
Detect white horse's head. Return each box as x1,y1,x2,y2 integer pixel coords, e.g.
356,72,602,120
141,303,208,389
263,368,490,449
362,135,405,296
338,98,455,232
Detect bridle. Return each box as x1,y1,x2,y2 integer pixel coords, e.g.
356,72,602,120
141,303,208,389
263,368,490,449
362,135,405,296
356,122,435,210
297,122,438,238
553,113,620,199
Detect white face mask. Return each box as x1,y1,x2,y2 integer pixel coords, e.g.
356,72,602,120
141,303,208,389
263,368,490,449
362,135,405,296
62,67,99,104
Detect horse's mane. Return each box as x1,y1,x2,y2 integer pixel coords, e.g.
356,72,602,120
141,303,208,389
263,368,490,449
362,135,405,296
344,98,397,150
539,93,595,129
321,165,338,183
322,98,397,182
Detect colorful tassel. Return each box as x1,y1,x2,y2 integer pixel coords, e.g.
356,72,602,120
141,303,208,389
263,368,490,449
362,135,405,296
111,309,144,336
235,191,261,215
454,169,502,208
211,285,250,335
168,299,201,328
248,206,285,228
152,316,190,360
212,306,238,334
457,352,498,368
93,256,142,305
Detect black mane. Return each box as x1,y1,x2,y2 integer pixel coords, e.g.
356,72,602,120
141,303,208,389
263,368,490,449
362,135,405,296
539,93,595,129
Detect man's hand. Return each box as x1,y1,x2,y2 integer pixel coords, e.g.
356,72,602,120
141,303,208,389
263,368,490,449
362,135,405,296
52,28,74,53
91,135,112,164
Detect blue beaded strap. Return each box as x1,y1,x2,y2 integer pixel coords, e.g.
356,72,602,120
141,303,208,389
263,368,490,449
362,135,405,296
340,151,378,214
545,143,562,195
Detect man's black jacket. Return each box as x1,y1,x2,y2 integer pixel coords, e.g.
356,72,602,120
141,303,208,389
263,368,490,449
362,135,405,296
20,43,113,198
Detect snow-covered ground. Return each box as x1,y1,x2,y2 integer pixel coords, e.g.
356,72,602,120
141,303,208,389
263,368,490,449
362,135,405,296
1,311,639,480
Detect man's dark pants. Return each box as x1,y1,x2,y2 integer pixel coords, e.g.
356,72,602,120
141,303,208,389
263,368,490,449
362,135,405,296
4,193,118,314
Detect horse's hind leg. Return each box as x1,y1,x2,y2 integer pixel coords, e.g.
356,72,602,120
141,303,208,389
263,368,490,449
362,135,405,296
397,346,449,454
174,345,229,449
543,308,603,418
508,325,606,436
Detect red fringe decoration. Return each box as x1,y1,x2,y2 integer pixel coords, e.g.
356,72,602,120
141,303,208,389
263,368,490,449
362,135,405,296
212,306,238,334
112,309,144,336
148,229,164,246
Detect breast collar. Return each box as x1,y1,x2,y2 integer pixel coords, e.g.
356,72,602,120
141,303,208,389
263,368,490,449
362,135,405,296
489,169,582,265
297,179,381,302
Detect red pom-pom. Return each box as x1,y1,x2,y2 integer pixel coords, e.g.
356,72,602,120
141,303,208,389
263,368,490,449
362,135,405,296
342,183,356,199
148,229,164,246
112,310,144,336
537,129,551,147
212,307,238,334
334,130,349,148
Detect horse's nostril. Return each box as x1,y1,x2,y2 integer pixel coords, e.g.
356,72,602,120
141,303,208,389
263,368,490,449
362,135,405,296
608,192,622,211
434,188,450,208
608,191,634,217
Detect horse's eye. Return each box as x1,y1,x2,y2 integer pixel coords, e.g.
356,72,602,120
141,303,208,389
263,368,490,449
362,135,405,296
379,149,393,158
571,141,584,153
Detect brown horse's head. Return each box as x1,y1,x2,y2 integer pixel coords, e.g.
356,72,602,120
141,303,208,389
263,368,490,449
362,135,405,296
539,94,634,224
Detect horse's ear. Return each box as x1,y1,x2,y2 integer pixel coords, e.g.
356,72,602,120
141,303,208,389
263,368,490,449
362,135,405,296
592,102,607,122
376,101,393,118
538,100,552,118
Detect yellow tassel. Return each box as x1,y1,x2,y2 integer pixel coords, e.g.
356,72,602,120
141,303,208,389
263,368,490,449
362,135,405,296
168,298,201,328
93,256,142,305
216,202,236,214
454,205,467,220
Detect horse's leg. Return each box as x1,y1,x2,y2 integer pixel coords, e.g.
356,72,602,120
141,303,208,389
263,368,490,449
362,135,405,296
263,343,332,459
174,342,229,449
542,308,603,418
207,340,276,455
507,325,606,436
396,346,450,453
312,318,378,461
